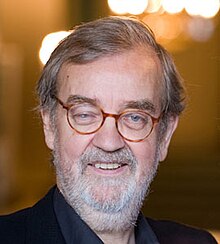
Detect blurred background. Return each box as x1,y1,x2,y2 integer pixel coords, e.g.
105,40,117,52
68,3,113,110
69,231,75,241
0,0,219,240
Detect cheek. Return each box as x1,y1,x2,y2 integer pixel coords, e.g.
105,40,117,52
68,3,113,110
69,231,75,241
56,125,94,163
129,135,159,179
132,143,155,164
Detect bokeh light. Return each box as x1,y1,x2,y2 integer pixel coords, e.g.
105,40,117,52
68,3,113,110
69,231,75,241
126,0,148,15
108,0,220,18
107,0,220,45
198,0,220,18
145,0,162,13
39,31,70,65
184,0,200,16
185,0,220,18
108,0,148,15
187,17,215,41
162,0,184,14
107,0,127,15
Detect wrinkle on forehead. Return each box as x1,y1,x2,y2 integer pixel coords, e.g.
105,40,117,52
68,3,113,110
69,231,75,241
57,47,163,114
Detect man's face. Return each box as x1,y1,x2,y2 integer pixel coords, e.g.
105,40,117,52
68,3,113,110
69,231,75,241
42,47,178,231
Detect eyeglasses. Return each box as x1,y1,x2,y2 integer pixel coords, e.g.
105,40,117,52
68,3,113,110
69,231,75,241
54,96,161,142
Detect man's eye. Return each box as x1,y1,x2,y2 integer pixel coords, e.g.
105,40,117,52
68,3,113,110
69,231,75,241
76,113,91,119
121,112,149,130
73,112,95,121
125,113,147,123
70,111,100,126
130,114,143,122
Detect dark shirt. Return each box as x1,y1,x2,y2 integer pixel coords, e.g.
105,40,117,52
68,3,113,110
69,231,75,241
53,188,159,244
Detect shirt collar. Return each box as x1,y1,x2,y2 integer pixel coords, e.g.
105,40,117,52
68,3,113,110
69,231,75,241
53,187,159,244
135,212,160,244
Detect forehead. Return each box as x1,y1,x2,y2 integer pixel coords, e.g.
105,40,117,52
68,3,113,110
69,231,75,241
57,47,163,114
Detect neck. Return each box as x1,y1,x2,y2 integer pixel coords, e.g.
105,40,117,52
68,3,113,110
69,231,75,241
95,227,135,244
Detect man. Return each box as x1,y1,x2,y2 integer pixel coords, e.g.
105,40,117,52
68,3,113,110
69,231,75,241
0,16,217,243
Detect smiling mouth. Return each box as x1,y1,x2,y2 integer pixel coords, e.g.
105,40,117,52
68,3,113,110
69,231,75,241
88,162,127,170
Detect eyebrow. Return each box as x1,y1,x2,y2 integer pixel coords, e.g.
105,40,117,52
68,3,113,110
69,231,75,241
66,95,98,106
122,99,156,114
66,95,156,113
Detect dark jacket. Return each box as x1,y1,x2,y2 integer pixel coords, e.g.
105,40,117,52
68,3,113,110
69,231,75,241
0,187,217,244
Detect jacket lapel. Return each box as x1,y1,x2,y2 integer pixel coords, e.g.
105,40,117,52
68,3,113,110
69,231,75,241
26,186,66,244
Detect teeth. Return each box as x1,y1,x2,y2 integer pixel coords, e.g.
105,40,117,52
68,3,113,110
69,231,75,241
94,163,121,170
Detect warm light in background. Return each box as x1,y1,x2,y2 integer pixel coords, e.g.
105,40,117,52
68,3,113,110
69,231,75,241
126,0,148,15
107,0,220,45
107,0,127,14
200,0,220,19
143,14,183,41
162,0,184,14
187,17,215,41
39,0,220,62
39,31,70,65
108,0,220,17
184,0,203,16
185,0,220,18
108,0,148,15
145,0,162,13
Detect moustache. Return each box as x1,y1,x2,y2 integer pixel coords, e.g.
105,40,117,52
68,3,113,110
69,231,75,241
77,147,138,170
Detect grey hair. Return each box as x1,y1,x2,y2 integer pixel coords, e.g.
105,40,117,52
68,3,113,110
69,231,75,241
36,16,185,121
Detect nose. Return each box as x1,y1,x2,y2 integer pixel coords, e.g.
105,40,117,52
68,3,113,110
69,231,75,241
92,117,125,152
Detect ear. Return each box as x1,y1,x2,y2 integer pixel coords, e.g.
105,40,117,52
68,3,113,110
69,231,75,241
159,116,179,162
41,110,55,150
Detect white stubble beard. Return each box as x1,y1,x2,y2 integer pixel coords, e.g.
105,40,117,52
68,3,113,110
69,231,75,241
53,142,160,233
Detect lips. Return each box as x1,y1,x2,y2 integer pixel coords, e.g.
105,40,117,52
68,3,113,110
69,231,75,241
88,162,127,170
94,163,121,170
78,147,136,174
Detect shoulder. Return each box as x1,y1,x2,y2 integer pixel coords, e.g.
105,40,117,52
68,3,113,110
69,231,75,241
0,207,31,243
0,186,57,243
147,217,217,244
0,186,55,224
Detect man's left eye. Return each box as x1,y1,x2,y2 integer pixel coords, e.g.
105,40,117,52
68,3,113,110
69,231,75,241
130,114,142,122
123,113,147,124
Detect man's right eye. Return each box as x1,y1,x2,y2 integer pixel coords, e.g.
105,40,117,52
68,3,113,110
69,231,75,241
75,113,91,119
70,110,100,125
